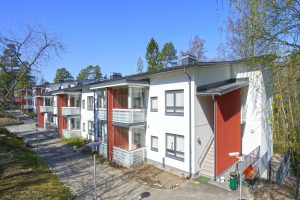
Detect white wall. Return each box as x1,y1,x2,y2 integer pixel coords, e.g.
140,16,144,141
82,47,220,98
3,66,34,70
81,87,95,140
146,71,190,174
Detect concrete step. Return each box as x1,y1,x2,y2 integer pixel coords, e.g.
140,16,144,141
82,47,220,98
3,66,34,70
200,170,214,178
203,159,214,166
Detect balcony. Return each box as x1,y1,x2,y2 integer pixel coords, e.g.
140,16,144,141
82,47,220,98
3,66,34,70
40,106,54,113
112,109,146,124
62,107,81,116
97,108,107,121
113,147,146,168
62,129,81,138
23,105,34,109
23,95,33,99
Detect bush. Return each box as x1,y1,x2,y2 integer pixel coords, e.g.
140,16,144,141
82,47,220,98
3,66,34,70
0,118,23,127
23,111,36,118
61,137,87,148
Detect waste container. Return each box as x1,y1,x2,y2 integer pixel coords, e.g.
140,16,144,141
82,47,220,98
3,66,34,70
229,172,237,190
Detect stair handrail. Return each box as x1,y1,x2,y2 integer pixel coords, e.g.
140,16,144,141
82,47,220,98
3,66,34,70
198,134,215,168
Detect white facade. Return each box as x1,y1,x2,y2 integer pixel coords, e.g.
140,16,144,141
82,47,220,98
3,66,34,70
80,86,95,140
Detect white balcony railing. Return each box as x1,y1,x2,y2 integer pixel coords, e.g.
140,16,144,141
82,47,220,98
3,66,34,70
112,109,146,124
62,107,81,116
23,105,34,109
40,106,54,113
97,108,107,121
23,95,33,99
113,147,146,168
62,129,81,138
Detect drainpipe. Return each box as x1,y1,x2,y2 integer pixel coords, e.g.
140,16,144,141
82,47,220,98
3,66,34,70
184,68,192,178
93,90,97,142
212,95,216,181
106,88,109,159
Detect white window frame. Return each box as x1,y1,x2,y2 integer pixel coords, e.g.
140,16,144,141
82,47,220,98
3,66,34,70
165,90,184,116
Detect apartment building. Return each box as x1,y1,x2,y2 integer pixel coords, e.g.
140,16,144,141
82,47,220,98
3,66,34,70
15,88,34,111
36,56,273,180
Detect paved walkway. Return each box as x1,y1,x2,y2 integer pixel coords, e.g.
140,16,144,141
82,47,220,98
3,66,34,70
6,120,253,199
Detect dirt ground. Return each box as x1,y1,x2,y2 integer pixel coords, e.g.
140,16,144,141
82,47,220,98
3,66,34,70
122,163,187,190
250,177,298,200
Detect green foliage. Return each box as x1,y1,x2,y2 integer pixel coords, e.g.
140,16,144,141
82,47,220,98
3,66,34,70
23,111,36,118
61,137,87,148
0,128,72,199
53,67,74,83
76,65,102,81
146,38,161,71
159,42,178,68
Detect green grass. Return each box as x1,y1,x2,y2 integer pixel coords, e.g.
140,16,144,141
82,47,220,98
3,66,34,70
0,127,73,199
0,118,24,127
60,137,87,148
23,111,36,118
195,176,210,184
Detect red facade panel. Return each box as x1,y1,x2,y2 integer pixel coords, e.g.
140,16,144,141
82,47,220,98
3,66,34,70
37,97,44,128
107,88,114,159
57,94,67,136
114,126,129,150
112,88,128,109
215,89,241,176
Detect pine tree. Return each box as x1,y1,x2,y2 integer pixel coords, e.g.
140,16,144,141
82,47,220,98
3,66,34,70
146,38,160,71
159,42,178,68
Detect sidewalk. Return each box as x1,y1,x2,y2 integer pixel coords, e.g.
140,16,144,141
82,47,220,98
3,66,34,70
5,122,253,200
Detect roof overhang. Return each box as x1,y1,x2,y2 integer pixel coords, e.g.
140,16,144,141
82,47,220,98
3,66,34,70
90,79,150,90
196,78,249,96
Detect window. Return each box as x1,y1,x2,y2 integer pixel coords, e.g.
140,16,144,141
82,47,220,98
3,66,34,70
97,90,106,108
83,123,86,132
99,123,107,142
70,118,81,130
166,133,184,161
151,136,158,151
165,90,184,115
150,97,158,112
87,96,94,111
88,120,94,136
82,100,85,109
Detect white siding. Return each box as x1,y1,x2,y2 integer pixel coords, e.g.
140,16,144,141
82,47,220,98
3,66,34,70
81,87,95,140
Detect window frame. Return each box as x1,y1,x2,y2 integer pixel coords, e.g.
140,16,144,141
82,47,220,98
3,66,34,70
151,136,158,152
83,122,86,132
165,90,184,116
87,96,94,111
165,133,184,161
150,97,158,112
88,120,94,136
82,100,85,109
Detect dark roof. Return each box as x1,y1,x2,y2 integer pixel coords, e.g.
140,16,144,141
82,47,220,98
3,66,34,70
90,78,149,88
196,78,249,96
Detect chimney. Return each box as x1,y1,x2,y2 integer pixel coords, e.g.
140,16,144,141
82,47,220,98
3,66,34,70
110,72,122,80
180,54,197,65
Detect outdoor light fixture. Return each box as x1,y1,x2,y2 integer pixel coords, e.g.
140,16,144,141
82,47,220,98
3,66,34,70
228,152,244,200
86,142,100,200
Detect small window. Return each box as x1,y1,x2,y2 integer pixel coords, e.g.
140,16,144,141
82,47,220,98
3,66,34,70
88,120,94,136
166,133,184,161
165,90,184,116
87,96,94,111
83,123,86,132
150,97,158,112
151,136,158,151
82,100,85,109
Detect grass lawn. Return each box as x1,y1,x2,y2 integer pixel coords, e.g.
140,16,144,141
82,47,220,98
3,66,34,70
0,117,23,127
195,176,210,184
0,128,73,199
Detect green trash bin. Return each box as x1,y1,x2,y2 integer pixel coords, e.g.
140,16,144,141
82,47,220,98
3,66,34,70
229,172,237,190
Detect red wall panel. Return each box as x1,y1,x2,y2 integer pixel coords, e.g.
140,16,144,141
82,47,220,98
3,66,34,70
57,94,67,136
37,97,44,128
114,126,129,150
112,88,128,109
215,89,241,176
107,88,114,159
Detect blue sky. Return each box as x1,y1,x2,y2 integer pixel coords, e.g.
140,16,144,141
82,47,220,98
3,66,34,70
0,0,230,83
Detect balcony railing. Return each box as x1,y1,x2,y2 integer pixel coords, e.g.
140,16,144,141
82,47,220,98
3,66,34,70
62,129,81,138
113,147,146,168
62,107,81,116
112,108,146,124
97,108,107,121
40,106,54,113
23,95,33,99
23,105,34,109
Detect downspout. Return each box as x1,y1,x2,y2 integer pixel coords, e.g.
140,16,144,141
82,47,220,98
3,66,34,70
93,90,97,142
184,68,192,178
212,95,216,181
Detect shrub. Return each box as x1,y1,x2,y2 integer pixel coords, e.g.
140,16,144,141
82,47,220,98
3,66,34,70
61,137,87,148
